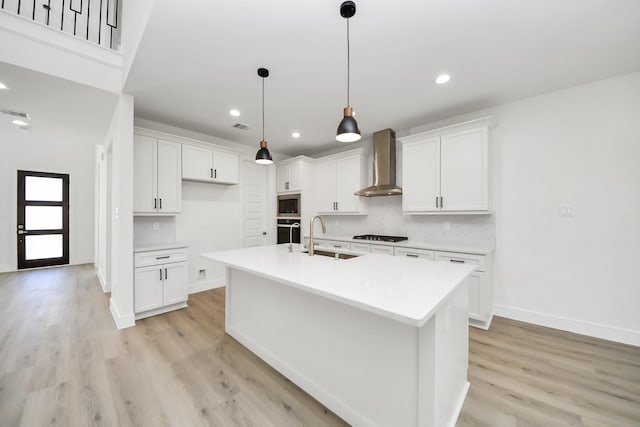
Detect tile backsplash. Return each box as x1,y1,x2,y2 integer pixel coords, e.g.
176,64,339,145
134,216,177,246
322,197,495,247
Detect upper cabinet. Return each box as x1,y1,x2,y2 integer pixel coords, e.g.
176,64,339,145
182,144,239,184
134,135,182,215
314,149,366,215
400,118,492,214
276,161,302,193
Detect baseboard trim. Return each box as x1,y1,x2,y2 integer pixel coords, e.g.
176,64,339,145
97,269,110,293
188,278,225,294
494,304,640,347
109,297,135,330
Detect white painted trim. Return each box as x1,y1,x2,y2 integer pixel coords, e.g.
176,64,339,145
445,381,470,427
71,257,94,265
135,302,188,320
109,297,135,329
494,304,640,347
0,261,94,274
188,278,225,294
134,127,241,155
97,269,110,293
0,265,12,273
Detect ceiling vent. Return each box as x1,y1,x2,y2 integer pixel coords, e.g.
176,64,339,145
232,123,251,131
1,109,31,120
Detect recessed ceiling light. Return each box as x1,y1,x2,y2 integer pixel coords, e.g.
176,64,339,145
0,81,8,90
229,109,240,117
435,74,451,85
292,132,301,138
12,119,28,126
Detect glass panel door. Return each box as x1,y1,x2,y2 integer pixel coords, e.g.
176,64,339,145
17,171,69,269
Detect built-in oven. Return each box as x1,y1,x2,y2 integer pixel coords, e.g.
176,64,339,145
277,218,301,245
277,194,301,217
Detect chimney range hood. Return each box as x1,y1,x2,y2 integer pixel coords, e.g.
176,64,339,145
355,128,402,197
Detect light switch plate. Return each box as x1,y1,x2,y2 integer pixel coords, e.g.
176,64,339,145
559,206,574,217
152,222,160,231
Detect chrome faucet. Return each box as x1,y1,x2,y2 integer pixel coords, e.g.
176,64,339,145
288,223,300,253
308,215,326,256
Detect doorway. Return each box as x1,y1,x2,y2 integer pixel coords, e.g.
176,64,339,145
17,170,70,269
242,161,269,247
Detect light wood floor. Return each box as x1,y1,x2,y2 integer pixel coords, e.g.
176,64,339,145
0,265,638,426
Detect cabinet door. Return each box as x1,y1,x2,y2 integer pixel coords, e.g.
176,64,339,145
276,165,290,193
213,151,239,184
134,135,158,213
394,247,434,259
156,140,182,213
467,271,484,321
163,262,188,306
350,243,371,253
440,127,488,211
314,160,337,213
402,138,440,212
135,265,164,313
182,145,213,181
288,162,302,191
335,155,361,212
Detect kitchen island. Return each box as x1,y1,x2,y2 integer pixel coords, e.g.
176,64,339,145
202,244,474,427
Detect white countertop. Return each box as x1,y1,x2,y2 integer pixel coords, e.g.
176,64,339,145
202,244,474,327
308,234,494,255
133,242,189,253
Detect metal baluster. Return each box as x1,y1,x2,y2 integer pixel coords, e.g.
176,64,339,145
69,0,82,36
98,0,102,45
61,0,65,31
86,0,90,40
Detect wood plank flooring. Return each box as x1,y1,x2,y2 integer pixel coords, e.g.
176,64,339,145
0,264,639,426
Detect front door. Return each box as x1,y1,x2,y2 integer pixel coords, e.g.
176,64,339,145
17,170,70,269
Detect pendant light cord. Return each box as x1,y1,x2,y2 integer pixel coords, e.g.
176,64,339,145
262,76,265,141
347,17,350,107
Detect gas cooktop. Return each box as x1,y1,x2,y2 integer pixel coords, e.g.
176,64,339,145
353,234,408,243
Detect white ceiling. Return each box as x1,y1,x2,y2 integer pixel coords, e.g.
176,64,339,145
124,0,640,156
0,62,117,140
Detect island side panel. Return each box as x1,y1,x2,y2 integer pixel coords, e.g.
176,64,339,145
418,278,469,427
225,268,421,427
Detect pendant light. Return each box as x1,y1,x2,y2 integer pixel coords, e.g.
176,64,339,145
255,67,274,165
336,1,361,143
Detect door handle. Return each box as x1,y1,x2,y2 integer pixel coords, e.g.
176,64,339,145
160,269,163,280
436,196,439,208
262,232,267,235
17,230,27,235
210,168,213,178
154,198,157,209
164,268,168,280
214,169,217,179
440,196,443,208
159,198,162,209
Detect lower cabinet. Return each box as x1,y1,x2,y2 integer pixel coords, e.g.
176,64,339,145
134,247,189,319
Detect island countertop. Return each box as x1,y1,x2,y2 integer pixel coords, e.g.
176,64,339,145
202,244,474,327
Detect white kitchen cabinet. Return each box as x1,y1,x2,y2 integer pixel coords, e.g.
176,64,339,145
276,161,302,193
314,149,366,215
182,144,239,184
400,119,492,213
394,247,435,259
434,250,492,329
350,242,371,253
134,135,182,214
370,245,394,256
134,246,188,319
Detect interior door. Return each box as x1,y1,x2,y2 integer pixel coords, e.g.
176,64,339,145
242,161,268,247
17,170,70,269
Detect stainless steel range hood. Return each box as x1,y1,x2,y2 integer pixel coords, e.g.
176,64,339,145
355,128,402,197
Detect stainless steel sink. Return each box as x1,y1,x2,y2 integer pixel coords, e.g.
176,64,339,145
302,249,360,260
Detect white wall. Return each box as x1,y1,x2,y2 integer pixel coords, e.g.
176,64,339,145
487,73,640,345
0,124,97,272
103,95,135,329
121,0,157,86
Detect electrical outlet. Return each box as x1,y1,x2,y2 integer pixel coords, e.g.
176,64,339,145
443,222,450,230
198,269,206,279
152,222,160,231
559,206,574,217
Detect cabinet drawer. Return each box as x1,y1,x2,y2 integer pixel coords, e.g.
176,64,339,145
134,247,188,268
394,247,435,259
316,240,351,250
370,245,394,256
434,251,485,271
350,243,371,253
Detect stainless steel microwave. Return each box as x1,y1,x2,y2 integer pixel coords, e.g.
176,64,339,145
277,194,301,217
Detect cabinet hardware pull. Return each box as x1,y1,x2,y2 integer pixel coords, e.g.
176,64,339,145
210,168,213,178
450,259,465,264
159,199,162,209
406,254,419,258
214,169,217,179
154,198,157,209
164,268,168,280
440,196,444,208
160,269,163,280
436,196,439,208
156,255,170,259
